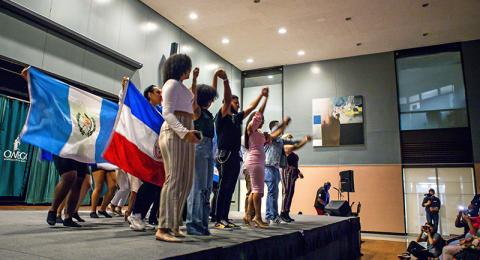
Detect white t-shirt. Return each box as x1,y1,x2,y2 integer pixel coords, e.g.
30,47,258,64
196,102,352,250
162,79,194,139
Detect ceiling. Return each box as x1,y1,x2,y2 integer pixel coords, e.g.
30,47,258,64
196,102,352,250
141,0,480,71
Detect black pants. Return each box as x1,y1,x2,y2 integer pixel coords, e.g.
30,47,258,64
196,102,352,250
426,212,439,233
281,167,298,214
214,151,241,222
133,182,161,221
407,241,435,260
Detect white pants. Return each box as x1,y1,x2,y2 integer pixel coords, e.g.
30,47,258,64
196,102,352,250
128,173,143,193
110,170,130,207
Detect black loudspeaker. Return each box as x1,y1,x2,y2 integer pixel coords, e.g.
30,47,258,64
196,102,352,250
325,200,352,217
170,42,179,56
340,170,355,192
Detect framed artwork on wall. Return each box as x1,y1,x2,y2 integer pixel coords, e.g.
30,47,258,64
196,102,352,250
312,95,364,147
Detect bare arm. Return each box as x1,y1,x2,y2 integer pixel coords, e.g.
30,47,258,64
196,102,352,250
284,135,312,153
270,117,291,139
212,69,220,91
190,67,200,120
217,70,232,117
258,89,269,114
243,87,268,118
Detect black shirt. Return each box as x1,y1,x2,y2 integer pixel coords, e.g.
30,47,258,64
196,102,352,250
422,195,441,213
194,108,214,138
471,195,480,216
314,187,329,209
215,109,245,151
287,152,299,168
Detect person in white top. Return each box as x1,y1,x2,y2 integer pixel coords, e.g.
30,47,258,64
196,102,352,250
156,54,201,243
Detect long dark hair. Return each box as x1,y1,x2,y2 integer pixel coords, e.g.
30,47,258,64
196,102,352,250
244,112,263,149
162,54,192,83
197,84,218,108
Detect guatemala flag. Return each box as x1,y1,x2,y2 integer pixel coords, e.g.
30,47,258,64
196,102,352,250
20,67,118,163
103,81,165,187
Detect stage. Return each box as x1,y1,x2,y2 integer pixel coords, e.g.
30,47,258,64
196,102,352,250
0,210,361,259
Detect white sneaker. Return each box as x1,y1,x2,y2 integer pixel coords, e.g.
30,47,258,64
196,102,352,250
272,217,285,224
128,214,145,231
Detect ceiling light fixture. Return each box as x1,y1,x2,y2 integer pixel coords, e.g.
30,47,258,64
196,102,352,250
297,50,305,56
246,58,254,63
278,27,287,34
189,12,198,20
268,75,273,79
221,38,230,44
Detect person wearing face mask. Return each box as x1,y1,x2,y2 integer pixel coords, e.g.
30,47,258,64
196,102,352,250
314,182,331,215
155,54,201,242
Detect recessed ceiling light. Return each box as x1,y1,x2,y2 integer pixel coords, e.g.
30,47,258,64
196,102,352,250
422,33,429,37
94,0,112,4
311,66,320,74
422,3,429,7
345,17,352,21
278,27,287,34
268,75,273,79
356,42,362,46
221,38,230,44
297,50,305,56
189,12,198,20
246,58,254,63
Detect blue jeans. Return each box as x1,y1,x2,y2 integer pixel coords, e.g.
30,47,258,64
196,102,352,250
426,211,439,232
265,166,281,220
186,137,213,235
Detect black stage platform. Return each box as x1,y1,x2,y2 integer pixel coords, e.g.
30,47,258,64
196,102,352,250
0,211,361,260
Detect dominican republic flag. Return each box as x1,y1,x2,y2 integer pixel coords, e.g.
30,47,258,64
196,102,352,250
20,67,118,163
103,81,165,187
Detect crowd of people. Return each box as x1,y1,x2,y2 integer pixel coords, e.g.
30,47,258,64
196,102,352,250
30,53,312,243
398,191,480,260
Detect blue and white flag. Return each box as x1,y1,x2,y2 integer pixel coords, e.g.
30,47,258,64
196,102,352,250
20,67,118,163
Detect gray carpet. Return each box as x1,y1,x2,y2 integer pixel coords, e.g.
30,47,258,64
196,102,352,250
0,210,348,260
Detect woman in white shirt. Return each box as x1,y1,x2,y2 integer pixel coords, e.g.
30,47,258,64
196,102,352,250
156,54,201,242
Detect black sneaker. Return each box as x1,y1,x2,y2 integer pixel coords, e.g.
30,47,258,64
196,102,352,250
214,221,233,231
56,216,63,224
63,217,82,227
72,212,85,222
90,212,99,218
98,210,112,218
46,211,56,226
280,214,291,223
286,214,295,222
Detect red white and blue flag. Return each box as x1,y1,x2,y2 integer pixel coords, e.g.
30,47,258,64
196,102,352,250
103,81,165,187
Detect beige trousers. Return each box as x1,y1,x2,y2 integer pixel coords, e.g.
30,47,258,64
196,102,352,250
158,114,194,229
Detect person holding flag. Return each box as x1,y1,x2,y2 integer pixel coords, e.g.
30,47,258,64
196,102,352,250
19,66,119,227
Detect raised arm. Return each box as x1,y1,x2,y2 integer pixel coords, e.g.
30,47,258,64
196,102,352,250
217,69,232,117
247,112,263,135
191,67,201,120
270,117,291,139
258,88,269,114
21,67,29,81
243,87,268,117
284,135,312,154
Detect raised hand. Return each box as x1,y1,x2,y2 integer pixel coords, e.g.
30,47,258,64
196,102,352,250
193,67,200,80
215,68,227,80
262,87,269,97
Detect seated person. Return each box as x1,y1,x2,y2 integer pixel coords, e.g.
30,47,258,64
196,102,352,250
443,213,480,260
398,222,444,260
455,205,476,239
